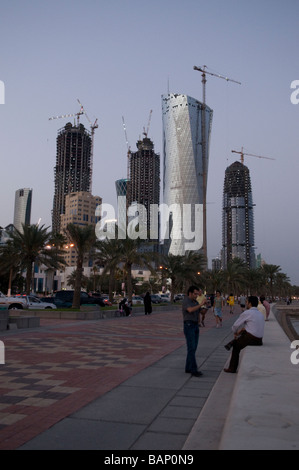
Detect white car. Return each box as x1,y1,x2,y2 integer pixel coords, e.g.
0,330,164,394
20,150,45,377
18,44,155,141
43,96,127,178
27,295,57,310
160,294,171,302
132,296,144,305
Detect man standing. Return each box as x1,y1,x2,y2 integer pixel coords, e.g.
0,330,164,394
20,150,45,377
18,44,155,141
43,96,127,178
224,296,265,373
182,286,206,377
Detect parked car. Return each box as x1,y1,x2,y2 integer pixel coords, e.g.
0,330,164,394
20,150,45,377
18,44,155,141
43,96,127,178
150,294,161,304
160,294,171,303
132,295,143,305
53,290,105,307
174,293,185,302
25,295,57,310
40,296,71,309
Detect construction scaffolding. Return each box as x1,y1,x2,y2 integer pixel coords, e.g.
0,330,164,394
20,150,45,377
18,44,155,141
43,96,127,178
222,161,255,269
127,136,160,248
52,122,92,234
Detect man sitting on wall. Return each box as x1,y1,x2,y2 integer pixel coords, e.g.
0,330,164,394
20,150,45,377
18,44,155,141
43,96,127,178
224,295,265,373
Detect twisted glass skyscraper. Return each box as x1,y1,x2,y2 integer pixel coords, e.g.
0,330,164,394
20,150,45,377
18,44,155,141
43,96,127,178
13,188,32,233
162,93,213,256
222,161,255,268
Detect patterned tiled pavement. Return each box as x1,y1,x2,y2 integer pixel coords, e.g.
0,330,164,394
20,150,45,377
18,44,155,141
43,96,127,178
0,306,239,450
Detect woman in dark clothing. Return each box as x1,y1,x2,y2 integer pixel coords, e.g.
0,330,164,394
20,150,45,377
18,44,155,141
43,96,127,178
144,292,152,315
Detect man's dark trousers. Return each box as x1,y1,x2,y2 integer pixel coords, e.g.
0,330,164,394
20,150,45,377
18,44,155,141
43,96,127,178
184,321,199,373
228,330,263,372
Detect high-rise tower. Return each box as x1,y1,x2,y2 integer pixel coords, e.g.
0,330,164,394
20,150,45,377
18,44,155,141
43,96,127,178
127,136,160,246
52,122,92,233
13,188,32,233
222,161,255,269
162,93,213,257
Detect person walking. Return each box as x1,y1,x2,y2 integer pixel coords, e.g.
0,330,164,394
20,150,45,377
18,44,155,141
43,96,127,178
260,295,270,321
224,296,265,373
196,288,208,326
182,286,204,377
239,294,246,312
143,292,152,315
228,293,235,314
213,290,224,327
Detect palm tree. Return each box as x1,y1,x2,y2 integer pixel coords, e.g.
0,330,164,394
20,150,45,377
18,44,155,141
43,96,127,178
0,240,21,295
64,223,97,308
1,224,66,294
45,232,67,293
200,269,224,295
222,258,247,295
96,238,123,302
262,264,281,300
119,238,155,301
160,251,205,301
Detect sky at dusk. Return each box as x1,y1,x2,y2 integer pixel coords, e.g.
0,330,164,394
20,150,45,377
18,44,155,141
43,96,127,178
0,0,299,284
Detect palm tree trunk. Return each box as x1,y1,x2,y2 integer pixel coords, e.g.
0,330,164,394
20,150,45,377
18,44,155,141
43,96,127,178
73,258,83,309
7,268,13,296
126,262,133,301
108,267,115,302
26,263,32,294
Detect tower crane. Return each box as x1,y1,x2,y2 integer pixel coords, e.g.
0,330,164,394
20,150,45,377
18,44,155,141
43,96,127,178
77,99,99,192
193,64,241,266
231,147,275,165
143,109,152,138
49,104,84,126
122,116,131,181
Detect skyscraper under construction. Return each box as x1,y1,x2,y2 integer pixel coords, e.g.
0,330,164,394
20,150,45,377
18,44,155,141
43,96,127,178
222,161,255,269
52,122,92,233
127,136,160,247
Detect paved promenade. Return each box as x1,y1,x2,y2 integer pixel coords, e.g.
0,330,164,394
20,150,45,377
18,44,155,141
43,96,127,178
0,304,239,450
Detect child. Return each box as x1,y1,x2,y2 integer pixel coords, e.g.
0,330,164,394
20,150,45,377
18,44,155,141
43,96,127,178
228,293,235,314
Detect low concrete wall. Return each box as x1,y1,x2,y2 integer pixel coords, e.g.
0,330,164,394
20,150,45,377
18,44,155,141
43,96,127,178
0,310,9,331
219,307,299,450
273,302,299,341
9,316,40,329
21,303,180,321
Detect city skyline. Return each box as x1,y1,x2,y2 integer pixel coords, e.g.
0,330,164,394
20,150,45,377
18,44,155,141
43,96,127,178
0,1,298,284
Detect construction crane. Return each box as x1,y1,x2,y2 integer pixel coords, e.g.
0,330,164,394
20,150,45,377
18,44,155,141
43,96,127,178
143,109,152,137
231,147,275,165
193,64,241,266
49,104,84,126
122,116,131,181
77,99,99,191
